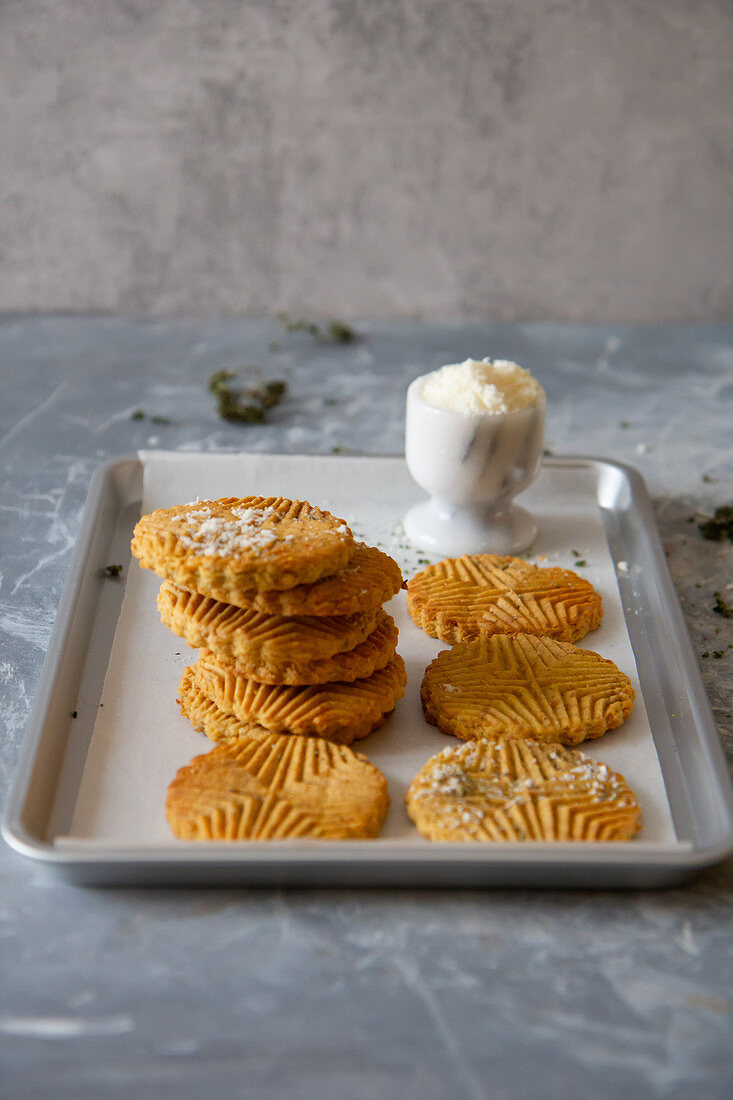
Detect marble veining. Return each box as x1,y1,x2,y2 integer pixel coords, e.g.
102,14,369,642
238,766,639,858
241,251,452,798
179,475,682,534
0,317,731,1099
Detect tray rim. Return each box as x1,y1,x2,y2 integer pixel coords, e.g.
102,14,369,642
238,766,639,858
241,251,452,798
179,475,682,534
3,451,733,886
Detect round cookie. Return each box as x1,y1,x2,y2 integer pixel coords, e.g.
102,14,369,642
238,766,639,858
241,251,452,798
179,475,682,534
226,542,403,617
158,580,378,665
178,667,270,744
407,553,602,644
187,651,407,744
421,634,634,745
406,737,642,842
201,611,399,685
167,732,390,841
131,496,355,601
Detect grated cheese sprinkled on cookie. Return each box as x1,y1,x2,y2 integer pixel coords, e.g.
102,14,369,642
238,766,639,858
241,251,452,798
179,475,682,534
178,505,293,557
131,496,357,597
406,737,642,842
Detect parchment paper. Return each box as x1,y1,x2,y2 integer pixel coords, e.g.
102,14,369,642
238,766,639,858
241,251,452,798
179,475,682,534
63,451,678,846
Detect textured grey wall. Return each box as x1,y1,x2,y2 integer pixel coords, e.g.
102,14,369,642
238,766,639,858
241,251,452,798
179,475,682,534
1,0,732,321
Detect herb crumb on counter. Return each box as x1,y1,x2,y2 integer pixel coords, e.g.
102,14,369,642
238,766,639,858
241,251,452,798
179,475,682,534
275,312,359,345
699,506,733,543
208,369,287,423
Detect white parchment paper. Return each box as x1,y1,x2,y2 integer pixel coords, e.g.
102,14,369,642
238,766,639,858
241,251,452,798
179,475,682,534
63,451,678,846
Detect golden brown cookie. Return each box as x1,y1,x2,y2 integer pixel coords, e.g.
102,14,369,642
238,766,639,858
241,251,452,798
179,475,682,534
178,664,272,743
223,542,403,617
166,733,390,840
198,611,399,685
421,634,634,745
406,737,642,842
407,554,602,644
157,580,378,665
187,651,407,744
131,496,355,602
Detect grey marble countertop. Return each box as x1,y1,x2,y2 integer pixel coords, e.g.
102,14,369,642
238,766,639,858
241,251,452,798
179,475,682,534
1,316,732,1099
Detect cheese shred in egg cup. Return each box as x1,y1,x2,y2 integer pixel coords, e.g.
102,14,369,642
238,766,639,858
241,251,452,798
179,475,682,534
403,369,546,556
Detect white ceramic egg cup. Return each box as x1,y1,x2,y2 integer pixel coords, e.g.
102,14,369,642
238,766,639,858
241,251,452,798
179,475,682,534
403,377,546,557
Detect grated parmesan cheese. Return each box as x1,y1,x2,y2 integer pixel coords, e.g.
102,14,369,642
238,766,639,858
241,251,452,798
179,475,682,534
420,357,544,415
178,504,293,557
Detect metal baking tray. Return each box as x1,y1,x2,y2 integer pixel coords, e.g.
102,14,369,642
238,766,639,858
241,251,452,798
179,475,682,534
3,453,733,888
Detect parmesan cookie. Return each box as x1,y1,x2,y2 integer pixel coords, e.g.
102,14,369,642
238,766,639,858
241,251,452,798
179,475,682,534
199,611,399,686
131,496,355,601
188,651,407,744
421,634,634,745
166,733,390,840
223,542,403,617
406,737,642,842
157,580,378,665
407,554,602,644
178,664,272,743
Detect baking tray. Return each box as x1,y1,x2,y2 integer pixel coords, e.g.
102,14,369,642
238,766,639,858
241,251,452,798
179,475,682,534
3,452,733,888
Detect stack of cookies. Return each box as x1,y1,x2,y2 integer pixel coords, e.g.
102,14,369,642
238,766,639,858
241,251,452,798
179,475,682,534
404,553,643,842
131,496,406,840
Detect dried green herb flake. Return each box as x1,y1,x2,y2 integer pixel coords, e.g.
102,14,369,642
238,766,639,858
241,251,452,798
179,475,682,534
276,312,359,344
208,368,238,394
713,592,733,619
327,320,356,343
699,506,733,542
208,369,287,424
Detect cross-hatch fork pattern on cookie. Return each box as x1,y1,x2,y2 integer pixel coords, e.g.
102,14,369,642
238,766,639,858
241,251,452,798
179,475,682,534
421,634,635,745
406,737,641,842
157,580,379,665
407,554,603,644
167,733,390,841
189,651,408,743
131,496,357,599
